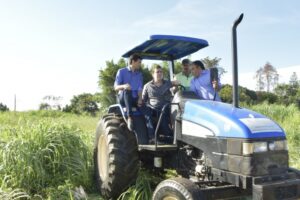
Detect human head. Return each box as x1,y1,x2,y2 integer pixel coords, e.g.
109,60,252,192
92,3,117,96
129,54,142,70
181,58,191,74
191,60,205,77
151,64,163,82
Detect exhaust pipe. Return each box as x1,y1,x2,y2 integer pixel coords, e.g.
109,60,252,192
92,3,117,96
232,13,243,108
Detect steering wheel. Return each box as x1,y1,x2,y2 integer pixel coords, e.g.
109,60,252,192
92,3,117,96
177,84,186,91
171,84,186,97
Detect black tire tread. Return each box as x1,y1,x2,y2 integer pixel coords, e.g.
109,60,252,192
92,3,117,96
152,177,203,200
94,115,139,199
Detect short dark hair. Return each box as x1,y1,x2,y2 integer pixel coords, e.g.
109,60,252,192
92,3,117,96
129,54,142,64
192,60,205,70
182,59,191,65
151,64,162,74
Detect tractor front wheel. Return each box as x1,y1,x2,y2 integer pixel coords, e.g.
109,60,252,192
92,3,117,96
152,177,204,200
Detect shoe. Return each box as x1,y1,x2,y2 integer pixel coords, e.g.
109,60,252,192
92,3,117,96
149,138,166,145
127,117,133,131
149,138,155,144
159,135,173,144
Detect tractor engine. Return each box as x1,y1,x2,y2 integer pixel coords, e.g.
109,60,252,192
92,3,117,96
177,144,211,181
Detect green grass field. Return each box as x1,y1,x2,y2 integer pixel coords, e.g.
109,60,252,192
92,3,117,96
0,104,299,199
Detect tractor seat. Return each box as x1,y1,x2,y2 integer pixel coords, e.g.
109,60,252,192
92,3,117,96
122,106,142,116
108,104,142,116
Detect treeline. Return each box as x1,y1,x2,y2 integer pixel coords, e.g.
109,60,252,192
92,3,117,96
1,58,299,115
219,83,300,107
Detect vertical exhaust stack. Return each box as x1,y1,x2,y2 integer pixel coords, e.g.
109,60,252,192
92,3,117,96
232,13,244,108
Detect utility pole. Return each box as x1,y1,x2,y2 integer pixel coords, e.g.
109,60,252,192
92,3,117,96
14,94,16,112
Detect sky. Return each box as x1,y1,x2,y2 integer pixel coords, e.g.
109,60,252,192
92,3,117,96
0,0,299,111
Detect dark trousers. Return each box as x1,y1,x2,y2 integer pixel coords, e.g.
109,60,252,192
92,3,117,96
118,90,138,117
140,105,172,139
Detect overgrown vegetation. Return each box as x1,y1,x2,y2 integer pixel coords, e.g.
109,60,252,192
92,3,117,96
0,103,9,112
0,103,299,199
0,111,98,199
248,103,300,169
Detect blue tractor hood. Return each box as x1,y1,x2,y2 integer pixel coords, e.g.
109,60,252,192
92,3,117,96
122,35,208,60
182,100,286,139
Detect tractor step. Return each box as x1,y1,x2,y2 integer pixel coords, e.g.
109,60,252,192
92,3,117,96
138,144,178,151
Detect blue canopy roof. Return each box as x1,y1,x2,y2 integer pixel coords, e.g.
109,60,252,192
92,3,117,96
122,35,209,60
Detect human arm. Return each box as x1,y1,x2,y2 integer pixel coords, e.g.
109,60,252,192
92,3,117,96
189,79,198,96
114,69,131,91
212,78,221,91
114,84,131,91
171,80,180,86
137,91,143,106
142,85,148,105
137,73,143,106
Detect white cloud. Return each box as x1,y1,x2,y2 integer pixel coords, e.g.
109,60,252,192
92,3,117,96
131,0,233,38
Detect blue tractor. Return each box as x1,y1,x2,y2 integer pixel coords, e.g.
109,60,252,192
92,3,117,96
94,14,300,200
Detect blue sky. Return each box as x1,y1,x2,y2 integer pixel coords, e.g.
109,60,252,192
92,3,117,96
0,0,299,110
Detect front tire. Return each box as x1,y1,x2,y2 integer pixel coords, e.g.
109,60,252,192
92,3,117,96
94,114,139,199
152,177,204,200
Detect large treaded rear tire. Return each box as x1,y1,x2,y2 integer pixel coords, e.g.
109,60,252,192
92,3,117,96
94,114,139,199
152,177,204,200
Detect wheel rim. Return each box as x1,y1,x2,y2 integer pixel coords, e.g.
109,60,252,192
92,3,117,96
98,135,108,180
163,196,179,200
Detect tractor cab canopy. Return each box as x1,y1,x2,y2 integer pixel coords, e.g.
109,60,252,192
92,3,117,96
122,35,209,61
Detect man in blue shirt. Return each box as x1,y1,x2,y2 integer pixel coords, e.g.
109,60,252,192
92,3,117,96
114,54,143,131
190,60,221,101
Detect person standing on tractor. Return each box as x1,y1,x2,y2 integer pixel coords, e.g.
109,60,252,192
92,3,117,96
174,58,193,90
141,64,179,143
114,54,143,131
190,60,221,101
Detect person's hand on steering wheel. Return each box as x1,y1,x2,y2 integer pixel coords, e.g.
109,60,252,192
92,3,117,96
177,84,186,91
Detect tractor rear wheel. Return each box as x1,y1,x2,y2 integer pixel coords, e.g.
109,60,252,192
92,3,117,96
152,177,204,200
94,114,139,199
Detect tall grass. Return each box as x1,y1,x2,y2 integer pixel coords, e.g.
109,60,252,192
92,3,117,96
0,104,299,199
0,111,98,199
248,103,300,168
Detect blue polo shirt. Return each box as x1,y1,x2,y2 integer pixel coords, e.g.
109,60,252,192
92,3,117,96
114,66,143,98
190,69,221,101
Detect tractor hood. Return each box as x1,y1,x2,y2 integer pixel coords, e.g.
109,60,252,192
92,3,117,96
182,100,285,139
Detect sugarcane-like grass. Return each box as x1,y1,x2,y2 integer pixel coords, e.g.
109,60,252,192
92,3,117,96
0,104,299,199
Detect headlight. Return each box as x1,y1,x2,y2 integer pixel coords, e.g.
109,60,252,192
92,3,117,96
243,142,268,155
269,140,287,151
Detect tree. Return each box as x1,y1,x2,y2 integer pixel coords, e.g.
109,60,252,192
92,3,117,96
40,95,62,110
255,67,265,91
161,60,182,79
201,56,227,77
0,103,9,112
98,59,125,108
98,58,152,110
289,72,299,87
39,103,51,110
274,72,299,105
256,91,278,104
63,93,99,116
219,84,257,104
255,62,279,92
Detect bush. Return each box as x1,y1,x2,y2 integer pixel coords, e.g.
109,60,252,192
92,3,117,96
249,103,300,168
0,120,93,198
63,93,99,116
0,103,9,112
256,91,278,104
219,84,257,104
